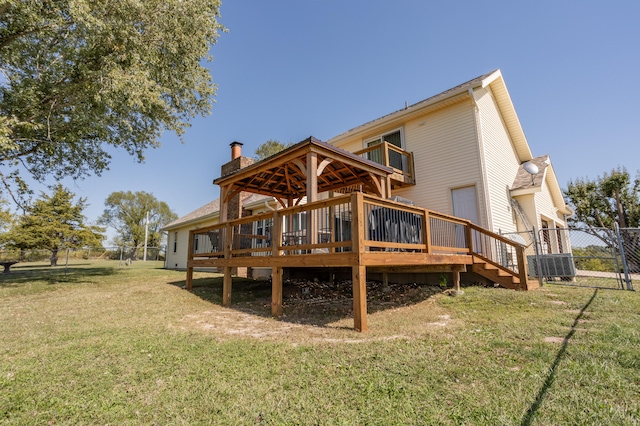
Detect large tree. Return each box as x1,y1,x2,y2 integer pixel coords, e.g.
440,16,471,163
564,167,640,270
254,140,292,161
0,0,223,204
99,191,177,259
564,168,640,229
2,184,104,266
0,198,12,234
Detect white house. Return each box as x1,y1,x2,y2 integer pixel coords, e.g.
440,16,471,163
163,69,571,274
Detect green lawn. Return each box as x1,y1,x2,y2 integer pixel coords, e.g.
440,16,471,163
1,261,638,425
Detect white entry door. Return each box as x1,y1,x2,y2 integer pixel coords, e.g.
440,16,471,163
452,186,480,250
452,186,480,224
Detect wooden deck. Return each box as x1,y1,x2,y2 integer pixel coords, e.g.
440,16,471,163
186,192,534,331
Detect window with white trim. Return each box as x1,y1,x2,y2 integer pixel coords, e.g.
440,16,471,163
364,128,405,170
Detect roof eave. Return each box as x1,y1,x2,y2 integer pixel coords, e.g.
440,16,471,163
162,211,221,232
329,70,503,144
485,73,533,161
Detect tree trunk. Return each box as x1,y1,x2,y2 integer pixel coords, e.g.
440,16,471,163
50,249,58,267
130,246,138,261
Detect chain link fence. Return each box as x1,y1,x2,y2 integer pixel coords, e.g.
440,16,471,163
503,226,637,290
0,246,166,268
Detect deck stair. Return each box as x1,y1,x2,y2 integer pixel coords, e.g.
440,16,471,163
471,256,539,290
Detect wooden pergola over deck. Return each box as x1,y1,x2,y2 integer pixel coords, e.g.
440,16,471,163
187,137,532,332
215,136,394,211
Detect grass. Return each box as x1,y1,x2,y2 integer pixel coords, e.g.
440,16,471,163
1,261,639,425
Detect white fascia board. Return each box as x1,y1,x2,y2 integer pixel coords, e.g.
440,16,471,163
162,212,220,232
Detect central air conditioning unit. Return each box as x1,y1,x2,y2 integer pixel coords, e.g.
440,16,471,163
527,253,577,278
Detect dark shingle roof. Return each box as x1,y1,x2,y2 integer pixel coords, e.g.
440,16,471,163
511,155,551,191
162,193,272,230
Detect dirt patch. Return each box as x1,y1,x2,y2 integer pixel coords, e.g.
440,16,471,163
543,336,567,344
175,279,452,343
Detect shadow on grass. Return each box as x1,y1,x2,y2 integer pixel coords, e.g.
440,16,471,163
169,275,444,328
0,265,118,287
521,288,599,426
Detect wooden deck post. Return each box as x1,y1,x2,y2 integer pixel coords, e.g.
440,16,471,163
272,266,283,317
307,152,318,249
222,222,232,307
186,266,193,291
516,246,529,290
186,229,195,290
465,222,474,253
453,266,462,292
382,141,390,169
271,209,283,317
423,211,431,253
353,265,368,332
223,267,232,306
351,192,368,332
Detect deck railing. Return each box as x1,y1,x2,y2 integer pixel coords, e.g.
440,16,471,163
469,223,528,284
189,192,528,281
353,142,415,185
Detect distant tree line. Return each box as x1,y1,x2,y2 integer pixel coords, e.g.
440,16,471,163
0,186,177,266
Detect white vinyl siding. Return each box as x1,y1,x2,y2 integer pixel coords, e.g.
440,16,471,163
396,99,486,223
535,175,567,226
474,86,520,234
330,98,486,224
164,218,220,270
165,228,190,269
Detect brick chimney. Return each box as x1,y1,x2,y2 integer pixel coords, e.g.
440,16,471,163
230,141,243,160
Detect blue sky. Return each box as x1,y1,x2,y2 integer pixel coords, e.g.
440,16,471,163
47,0,639,242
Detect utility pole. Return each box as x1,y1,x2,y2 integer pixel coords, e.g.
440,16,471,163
143,211,149,261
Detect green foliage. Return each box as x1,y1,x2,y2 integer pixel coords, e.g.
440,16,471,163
438,274,448,288
0,198,13,234
0,0,223,203
564,167,640,230
254,139,292,161
564,168,640,271
571,246,617,272
99,191,178,256
2,184,104,265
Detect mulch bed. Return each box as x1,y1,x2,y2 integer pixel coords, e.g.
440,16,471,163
282,278,443,307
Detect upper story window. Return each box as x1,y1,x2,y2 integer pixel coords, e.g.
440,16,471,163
364,129,405,170
173,231,178,253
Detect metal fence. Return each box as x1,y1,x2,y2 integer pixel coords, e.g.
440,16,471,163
503,225,637,291
0,246,166,266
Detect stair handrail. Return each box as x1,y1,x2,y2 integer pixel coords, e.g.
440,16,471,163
468,222,529,286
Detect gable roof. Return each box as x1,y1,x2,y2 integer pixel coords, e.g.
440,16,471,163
328,69,534,161
328,69,570,214
510,155,572,215
511,155,550,193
